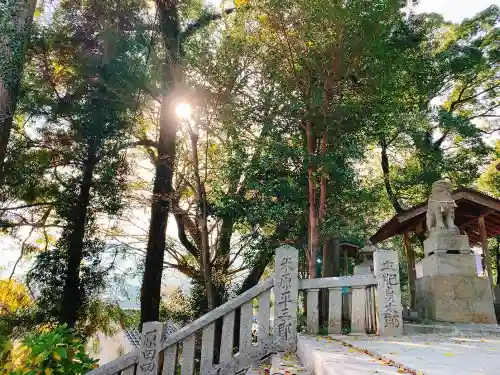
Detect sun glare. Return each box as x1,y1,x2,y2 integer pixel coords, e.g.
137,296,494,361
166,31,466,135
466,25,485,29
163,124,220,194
175,102,192,120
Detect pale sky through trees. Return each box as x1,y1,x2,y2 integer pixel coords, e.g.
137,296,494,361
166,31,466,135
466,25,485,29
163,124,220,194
1,0,498,308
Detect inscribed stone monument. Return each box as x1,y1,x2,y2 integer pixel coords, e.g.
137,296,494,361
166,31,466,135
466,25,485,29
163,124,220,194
373,249,403,336
273,245,299,352
137,321,163,375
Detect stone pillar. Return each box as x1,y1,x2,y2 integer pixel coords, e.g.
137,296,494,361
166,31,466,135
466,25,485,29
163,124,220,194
351,286,367,334
415,234,496,324
137,321,163,375
273,245,299,352
328,287,342,334
373,250,403,336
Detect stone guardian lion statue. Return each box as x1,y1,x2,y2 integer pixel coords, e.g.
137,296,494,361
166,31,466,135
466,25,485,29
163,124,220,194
426,180,458,234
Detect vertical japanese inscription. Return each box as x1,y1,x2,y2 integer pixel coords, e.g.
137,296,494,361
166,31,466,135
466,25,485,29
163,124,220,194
374,250,403,336
138,322,163,375
273,246,298,351
380,260,400,329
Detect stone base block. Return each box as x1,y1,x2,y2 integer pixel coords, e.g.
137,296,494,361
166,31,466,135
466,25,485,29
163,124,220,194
423,233,470,257
415,275,496,324
417,253,477,277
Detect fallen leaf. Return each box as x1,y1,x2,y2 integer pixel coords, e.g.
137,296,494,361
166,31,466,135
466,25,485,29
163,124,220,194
396,366,405,373
416,371,424,375
444,352,455,357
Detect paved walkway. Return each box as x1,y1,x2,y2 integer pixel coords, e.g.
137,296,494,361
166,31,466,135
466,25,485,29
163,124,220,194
332,334,500,375
297,335,413,375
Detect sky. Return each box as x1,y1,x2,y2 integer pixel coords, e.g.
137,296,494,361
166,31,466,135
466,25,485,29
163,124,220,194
414,0,499,22
1,0,498,307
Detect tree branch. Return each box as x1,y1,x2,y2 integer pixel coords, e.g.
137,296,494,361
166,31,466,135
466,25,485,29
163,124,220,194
180,8,236,43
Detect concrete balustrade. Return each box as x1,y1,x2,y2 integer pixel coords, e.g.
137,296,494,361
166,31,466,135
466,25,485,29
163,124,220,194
87,246,402,375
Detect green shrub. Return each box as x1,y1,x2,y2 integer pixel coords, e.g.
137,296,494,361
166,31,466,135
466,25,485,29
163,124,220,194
1,325,98,375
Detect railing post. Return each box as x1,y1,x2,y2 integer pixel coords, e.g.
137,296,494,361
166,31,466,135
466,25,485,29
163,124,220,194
373,250,403,336
137,321,163,375
274,245,299,352
306,289,319,334
351,286,366,334
327,287,342,334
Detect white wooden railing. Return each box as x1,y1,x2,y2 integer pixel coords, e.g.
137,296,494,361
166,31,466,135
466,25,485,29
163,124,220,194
87,246,402,375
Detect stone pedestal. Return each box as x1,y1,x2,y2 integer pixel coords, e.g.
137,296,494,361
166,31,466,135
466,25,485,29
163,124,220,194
415,275,496,324
415,232,496,324
418,253,477,277
423,231,470,257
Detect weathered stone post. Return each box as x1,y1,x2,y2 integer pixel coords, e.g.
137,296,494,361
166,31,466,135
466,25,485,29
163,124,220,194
274,245,299,352
373,250,403,336
137,321,163,375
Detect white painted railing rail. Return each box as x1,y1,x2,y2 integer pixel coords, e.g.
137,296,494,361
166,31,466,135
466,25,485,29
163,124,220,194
86,247,403,375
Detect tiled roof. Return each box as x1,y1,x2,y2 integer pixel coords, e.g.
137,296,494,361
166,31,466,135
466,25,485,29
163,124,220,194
123,321,179,348
123,328,141,348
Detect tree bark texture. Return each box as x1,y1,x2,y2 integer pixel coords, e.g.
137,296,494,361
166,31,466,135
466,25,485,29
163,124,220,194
0,0,37,176
190,131,215,311
141,1,180,324
60,142,98,328
306,120,319,279
380,137,404,214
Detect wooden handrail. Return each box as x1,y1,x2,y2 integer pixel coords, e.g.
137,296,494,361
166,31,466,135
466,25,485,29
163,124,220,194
298,274,376,290
161,277,274,350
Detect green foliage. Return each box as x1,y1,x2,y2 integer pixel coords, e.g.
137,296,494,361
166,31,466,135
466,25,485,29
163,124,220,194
14,0,153,326
1,0,499,336
1,325,97,375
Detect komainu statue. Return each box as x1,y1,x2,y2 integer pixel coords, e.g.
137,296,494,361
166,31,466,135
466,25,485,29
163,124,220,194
426,180,458,234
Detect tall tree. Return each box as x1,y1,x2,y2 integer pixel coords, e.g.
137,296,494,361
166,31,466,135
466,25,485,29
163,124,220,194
0,0,37,176
236,0,411,277
141,1,236,323
19,0,151,328
379,6,500,211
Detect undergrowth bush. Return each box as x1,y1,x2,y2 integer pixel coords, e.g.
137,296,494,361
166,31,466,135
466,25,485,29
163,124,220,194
1,325,97,375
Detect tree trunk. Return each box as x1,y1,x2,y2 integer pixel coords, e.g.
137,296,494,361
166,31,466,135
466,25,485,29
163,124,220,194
60,142,98,328
380,137,403,214
0,0,37,176
306,120,319,279
190,131,215,311
140,1,180,325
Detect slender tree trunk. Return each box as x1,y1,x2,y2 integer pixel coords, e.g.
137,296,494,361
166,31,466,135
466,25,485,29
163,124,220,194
380,137,403,214
0,0,37,176
306,120,319,279
60,142,98,328
190,131,215,311
141,1,180,325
